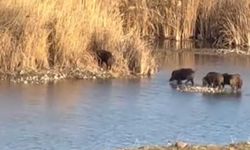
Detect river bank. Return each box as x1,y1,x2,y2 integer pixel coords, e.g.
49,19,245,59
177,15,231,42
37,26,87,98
0,68,114,84
123,142,250,150
0,67,148,84
1,48,249,84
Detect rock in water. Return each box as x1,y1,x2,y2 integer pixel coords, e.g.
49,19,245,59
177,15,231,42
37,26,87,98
176,85,224,94
175,141,188,149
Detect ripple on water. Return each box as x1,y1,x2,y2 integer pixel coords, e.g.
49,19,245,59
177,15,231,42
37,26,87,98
1,53,250,149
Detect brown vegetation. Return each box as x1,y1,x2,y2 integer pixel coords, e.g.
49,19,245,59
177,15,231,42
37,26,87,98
0,0,156,78
197,0,250,48
0,0,249,80
120,0,250,47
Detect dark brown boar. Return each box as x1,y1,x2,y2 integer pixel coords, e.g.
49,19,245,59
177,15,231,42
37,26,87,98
169,68,195,85
223,73,243,91
95,49,115,70
202,72,224,89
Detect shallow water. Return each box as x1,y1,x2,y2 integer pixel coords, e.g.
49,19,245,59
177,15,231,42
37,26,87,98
1,51,250,150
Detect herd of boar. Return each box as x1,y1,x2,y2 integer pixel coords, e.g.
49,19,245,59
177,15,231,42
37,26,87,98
169,68,243,91
92,50,243,92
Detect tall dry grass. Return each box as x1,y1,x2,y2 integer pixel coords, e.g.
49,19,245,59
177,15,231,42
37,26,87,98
119,0,200,41
196,0,250,48
0,0,156,76
0,0,250,78
120,0,250,48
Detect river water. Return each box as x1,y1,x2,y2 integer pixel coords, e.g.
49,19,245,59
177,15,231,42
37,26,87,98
1,51,250,150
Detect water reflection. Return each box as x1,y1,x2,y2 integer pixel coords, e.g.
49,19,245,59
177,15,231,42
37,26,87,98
161,51,250,69
44,81,83,113
158,50,195,69
0,81,84,114
202,92,242,100
156,40,196,50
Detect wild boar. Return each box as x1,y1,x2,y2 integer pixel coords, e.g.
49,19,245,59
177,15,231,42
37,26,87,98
223,73,243,91
95,49,115,70
169,68,195,85
202,72,224,89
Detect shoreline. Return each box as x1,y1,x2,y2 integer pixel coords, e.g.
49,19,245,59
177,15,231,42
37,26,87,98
0,49,248,85
0,69,114,84
0,49,249,85
123,141,250,150
0,68,144,84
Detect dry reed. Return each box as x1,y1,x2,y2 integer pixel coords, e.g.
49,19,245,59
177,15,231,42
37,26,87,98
196,0,250,48
0,0,250,79
120,0,250,48
0,0,156,77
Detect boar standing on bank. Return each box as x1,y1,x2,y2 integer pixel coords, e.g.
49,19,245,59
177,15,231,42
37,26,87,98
95,49,115,70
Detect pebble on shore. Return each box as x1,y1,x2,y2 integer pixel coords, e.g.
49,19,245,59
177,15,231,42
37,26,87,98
122,142,250,150
0,68,113,84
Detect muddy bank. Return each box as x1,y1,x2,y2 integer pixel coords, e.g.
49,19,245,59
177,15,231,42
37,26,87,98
0,67,150,84
123,142,250,150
